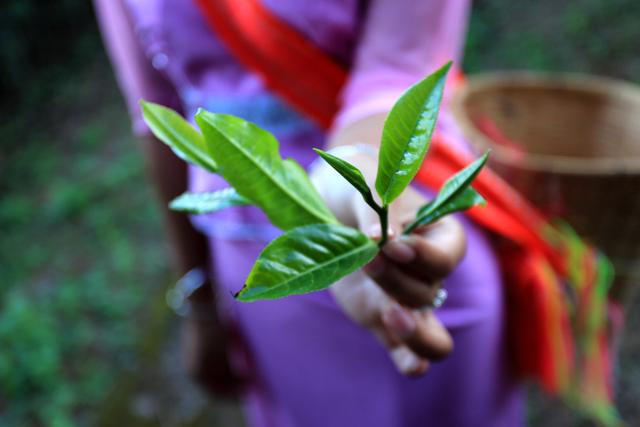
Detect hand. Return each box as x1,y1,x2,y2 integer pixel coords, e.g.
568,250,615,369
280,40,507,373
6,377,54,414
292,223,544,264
311,146,466,376
182,285,251,398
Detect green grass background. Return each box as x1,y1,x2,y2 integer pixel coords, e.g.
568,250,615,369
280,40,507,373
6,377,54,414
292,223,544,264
1,0,639,426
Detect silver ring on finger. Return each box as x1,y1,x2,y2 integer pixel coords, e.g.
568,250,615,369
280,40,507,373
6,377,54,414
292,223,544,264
420,288,448,312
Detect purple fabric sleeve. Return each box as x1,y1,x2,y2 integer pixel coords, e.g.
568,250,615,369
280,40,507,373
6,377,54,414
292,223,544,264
333,0,471,130
94,0,182,137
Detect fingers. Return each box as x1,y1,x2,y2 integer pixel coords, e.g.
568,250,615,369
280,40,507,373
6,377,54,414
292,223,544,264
350,191,461,375
362,219,462,310
331,270,452,377
357,200,465,287
364,255,440,309
389,346,430,376
405,309,454,361
381,303,454,362
386,217,466,282
366,317,429,377
406,216,467,279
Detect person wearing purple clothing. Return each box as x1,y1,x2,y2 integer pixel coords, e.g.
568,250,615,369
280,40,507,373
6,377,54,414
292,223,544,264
95,1,525,426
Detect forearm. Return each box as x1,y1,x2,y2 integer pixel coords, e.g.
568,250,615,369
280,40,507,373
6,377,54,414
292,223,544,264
95,0,206,281
141,135,213,300
328,113,387,150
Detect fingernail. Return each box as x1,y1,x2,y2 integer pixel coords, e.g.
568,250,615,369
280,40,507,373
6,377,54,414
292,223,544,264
367,224,382,240
382,305,416,339
387,227,396,239
390,347,421,374
382,240,415,263
364,255,386,277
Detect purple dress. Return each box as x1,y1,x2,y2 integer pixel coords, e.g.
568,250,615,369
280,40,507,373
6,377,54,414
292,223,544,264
95,1,525,425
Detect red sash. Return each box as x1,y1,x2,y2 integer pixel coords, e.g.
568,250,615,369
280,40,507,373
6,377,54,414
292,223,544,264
195,0,619,422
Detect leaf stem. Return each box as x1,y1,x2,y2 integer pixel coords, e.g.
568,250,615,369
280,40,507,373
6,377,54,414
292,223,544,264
378,205,389,248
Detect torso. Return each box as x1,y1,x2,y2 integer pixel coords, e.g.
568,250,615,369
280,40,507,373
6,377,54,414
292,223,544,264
123,2,524,425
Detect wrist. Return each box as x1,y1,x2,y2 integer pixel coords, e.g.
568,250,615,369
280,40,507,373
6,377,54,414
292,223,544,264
328,112,387,150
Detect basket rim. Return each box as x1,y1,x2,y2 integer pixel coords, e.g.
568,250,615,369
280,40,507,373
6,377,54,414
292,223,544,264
451,71,640,175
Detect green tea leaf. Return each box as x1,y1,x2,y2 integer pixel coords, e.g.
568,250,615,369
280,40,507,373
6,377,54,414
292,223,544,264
424,151,488,211
403,151,489,234
236,224,378,301
376,62,451,205
313,148,380,212
140,101,218,173
404,187,485,234
169,188,251,214
195,110,337,230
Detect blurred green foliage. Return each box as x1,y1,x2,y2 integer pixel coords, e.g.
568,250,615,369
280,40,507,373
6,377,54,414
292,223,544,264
1,0,639,426
0,0,98,104
465,0,640,82
0,62,169,425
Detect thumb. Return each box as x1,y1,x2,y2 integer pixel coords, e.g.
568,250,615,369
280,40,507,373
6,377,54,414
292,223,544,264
355,200,416,265
353,199,404,241
353,195,383,239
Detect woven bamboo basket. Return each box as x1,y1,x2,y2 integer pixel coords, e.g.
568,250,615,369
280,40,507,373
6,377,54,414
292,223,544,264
452,72,640,300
